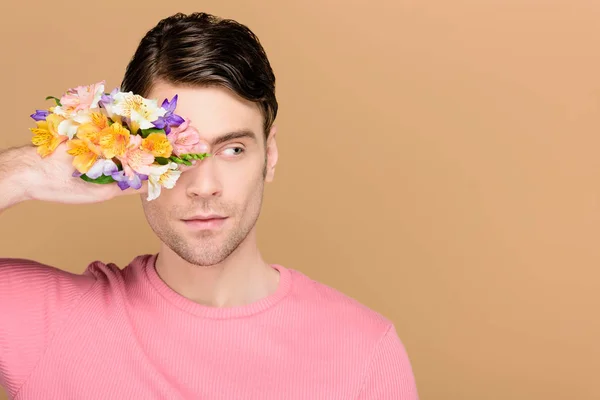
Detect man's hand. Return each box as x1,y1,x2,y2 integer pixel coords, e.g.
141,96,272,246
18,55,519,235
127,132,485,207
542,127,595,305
0,144,147,212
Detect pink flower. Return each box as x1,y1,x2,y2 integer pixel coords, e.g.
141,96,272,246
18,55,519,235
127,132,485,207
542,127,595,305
117,135,155,177
167,119,209,156
58,81,105,114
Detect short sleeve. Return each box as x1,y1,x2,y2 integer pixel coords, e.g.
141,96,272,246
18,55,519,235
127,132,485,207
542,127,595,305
357,324,419,400
0,258,94,397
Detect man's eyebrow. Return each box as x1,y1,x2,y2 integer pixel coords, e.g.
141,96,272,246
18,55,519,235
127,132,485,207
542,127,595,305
210,130,258,147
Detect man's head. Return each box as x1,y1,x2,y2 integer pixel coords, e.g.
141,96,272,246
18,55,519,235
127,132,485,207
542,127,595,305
120,12,278,267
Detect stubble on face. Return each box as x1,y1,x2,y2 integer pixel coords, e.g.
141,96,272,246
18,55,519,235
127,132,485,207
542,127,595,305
141,162,266,267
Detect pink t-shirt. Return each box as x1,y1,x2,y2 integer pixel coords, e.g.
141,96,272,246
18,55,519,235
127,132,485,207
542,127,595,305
0,254,418,399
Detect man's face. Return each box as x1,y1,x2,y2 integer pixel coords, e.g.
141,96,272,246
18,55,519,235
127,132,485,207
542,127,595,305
141,82,278,267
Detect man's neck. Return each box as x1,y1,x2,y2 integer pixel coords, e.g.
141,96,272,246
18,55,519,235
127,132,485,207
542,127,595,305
153,231,280,308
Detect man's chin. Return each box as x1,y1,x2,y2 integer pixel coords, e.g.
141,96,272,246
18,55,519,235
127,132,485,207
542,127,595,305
178,249,229,268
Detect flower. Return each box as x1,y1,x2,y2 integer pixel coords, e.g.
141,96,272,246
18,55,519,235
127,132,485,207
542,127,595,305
117,134,155,177
147,162,182,201
30,109,49,121
167,119,208,156
86,159,119,180
51,81,105,139
99,87,119,108
30,114,68,157
67,113,105,173
111,92,166,133
67,137,102,174
141,132,173,158
55,111,93,140
76,112,109,138
29,82,194,199
56,81,105,115
98,122,131,158
68,114,106,173
98,87,120,121
152,95,185,134
111,170,148,191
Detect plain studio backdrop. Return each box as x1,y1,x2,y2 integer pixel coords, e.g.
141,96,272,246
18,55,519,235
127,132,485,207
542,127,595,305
1,1,599,399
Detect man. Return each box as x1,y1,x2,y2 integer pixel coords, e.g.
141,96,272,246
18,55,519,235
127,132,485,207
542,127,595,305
0,12,418,399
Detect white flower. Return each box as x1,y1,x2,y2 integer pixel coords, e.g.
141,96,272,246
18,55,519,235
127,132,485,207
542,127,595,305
56,110,93,139
147,162,182,201
112,92,166,130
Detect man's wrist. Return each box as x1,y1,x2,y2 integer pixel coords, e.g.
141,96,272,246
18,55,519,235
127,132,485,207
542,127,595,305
0,146,39,206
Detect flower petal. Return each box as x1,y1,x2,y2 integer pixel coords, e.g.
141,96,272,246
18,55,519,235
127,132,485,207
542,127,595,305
86,160,105,179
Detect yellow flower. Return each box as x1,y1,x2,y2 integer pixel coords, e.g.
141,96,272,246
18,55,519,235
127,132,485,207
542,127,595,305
67,138,101,174
98,122,131,158
142,133,173,158
77,112,109,138
30,114,67,157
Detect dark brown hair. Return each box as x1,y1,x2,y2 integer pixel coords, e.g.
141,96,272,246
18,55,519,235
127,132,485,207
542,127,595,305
120,12,278,137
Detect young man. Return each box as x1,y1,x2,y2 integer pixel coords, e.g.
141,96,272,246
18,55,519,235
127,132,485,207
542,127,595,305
0,12,418,399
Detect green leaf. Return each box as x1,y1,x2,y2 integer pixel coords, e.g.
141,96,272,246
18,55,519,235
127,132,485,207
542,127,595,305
166,153,210,167
79,174,116,184
155,157,170,165
45,96,62,106
140,128,165,138
180,153,210,161
169,156,185,164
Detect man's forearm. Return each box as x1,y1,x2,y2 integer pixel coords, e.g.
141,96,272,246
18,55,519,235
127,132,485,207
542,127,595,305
0,146,36,213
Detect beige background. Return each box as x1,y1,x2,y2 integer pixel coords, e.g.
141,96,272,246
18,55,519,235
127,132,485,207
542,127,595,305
1,1,599,399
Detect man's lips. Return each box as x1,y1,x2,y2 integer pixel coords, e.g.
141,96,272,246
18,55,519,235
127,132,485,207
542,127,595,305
183,214,226,221
182,215,228,230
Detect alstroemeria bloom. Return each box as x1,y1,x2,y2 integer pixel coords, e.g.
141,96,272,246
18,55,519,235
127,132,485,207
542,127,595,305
68,115,106,174
147,162,181,201
57,81,105,114
67,137,102,174
111,170,148,191
111,92,166,133
141,132,173,158
98,122,131,159
167,119,208,156
98,87,120,121
117,134,155,178
30,114,68,157
53,111,92,140
52,81,105,139
152,95,185,134
99,87,119,108
30,109,49,122
86,158,119,180
76,112,109,138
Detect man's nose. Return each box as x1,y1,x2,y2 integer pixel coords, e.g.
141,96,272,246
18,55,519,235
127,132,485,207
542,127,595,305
184,156,222,198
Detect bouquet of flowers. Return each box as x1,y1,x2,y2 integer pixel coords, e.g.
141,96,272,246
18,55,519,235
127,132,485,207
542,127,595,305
29,80,210,201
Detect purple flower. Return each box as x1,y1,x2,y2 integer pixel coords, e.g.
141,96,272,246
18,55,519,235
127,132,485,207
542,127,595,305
99,87,119,108
30,109,49,121
111,170,148,191
152,95,185,134
86,159,119,180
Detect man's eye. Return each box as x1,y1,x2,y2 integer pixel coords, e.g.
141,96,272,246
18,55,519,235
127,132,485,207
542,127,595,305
221,147,244,156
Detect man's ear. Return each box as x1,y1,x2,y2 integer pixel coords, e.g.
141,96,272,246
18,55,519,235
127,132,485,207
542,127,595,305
265,125,278,183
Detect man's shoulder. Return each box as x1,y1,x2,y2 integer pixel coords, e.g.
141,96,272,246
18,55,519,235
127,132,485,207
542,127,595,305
81,253,150,281
286,266,395,337
0,253,150,289
0,256,96,288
